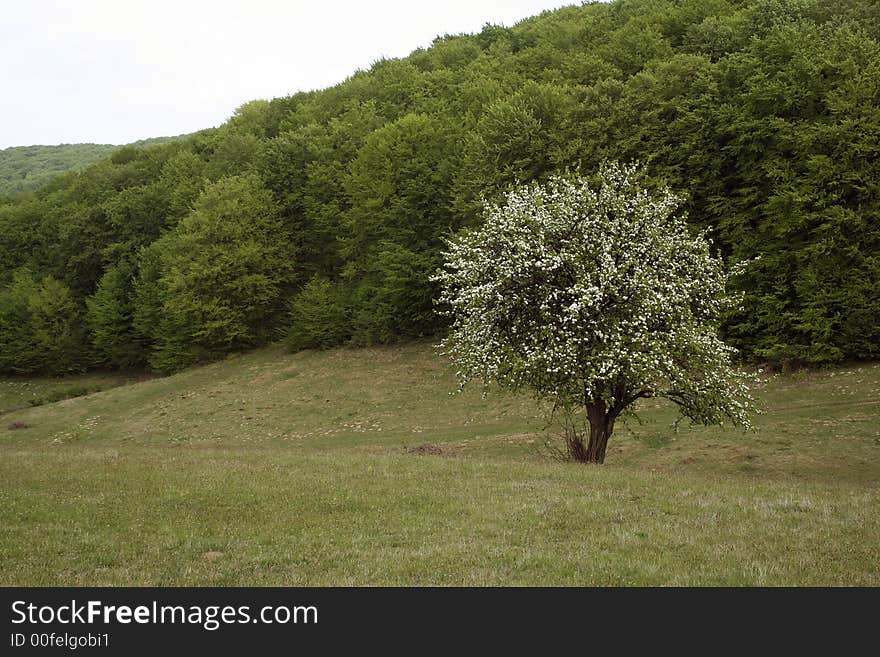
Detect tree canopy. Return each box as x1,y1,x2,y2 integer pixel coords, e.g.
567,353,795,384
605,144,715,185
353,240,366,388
0,137,183,196
140,174,294,372
435,164,755,463
1,0,877,374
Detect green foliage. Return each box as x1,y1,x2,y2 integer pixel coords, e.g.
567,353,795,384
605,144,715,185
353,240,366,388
348,244,442,345
259,100,386,279
86,261,146,369
0,0,877,372
342,113,460,343
0,137,184,198
0,198,43,279
0,144,116,196
0,271,87,374
130,242,166,357
284,276,350,351
453,82,571,222
100,181,172,259
146,174,295,372
158,150,207,221
436,166,756,462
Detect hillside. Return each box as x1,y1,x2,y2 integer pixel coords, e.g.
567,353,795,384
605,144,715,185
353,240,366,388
1,342,877,585
0,144,116,195
0,136,183,197
0,0,878,378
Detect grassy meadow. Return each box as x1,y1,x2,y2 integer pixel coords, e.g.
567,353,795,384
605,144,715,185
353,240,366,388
1,342,878,586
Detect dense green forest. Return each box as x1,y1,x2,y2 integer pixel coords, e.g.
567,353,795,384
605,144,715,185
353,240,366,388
0,137,182,196
0,0,877,375
0,144,116,196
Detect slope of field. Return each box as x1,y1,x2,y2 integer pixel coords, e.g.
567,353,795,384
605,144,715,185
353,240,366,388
0,371,148,415
1,342,878,585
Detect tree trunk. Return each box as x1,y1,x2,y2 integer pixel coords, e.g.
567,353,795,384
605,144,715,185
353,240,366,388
584,402,614,464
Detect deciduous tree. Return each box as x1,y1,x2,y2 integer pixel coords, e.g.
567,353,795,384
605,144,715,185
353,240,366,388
436,163,756,463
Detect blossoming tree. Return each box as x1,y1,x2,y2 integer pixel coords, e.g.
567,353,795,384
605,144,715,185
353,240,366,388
435,163,755,464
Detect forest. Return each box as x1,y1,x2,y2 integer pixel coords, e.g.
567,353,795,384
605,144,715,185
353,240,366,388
0,0,877,375
0,137,182,197
0,144,117,196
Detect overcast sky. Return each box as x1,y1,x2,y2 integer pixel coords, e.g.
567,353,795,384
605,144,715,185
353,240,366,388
1,0,579,148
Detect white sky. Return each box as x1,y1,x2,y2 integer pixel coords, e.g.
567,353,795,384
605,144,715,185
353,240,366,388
1,0,579,148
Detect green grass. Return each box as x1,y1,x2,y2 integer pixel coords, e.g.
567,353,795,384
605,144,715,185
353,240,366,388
0,371,150,416
1,342,878,585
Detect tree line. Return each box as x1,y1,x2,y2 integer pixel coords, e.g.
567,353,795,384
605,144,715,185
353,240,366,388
0,0,877,375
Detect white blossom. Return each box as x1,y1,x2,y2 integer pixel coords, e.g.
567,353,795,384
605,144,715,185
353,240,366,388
434,163,757,457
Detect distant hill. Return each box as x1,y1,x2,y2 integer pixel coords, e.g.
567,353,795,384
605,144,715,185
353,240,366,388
0,136,184,196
